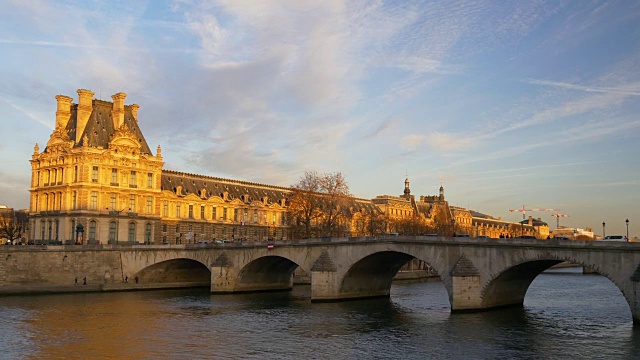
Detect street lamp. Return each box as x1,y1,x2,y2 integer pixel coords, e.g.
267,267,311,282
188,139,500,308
626,219,629,240
602,221,606,239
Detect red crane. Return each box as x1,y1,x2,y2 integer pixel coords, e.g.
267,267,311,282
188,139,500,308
551,213,570,228
509,205,560,220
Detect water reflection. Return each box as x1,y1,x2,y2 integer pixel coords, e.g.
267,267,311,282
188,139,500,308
0,271,638,359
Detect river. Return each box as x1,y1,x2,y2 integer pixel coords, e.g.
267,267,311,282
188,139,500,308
0,268,639,359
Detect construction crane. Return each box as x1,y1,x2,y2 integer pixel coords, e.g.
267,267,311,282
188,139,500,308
509,205,560,220
551,213,570,228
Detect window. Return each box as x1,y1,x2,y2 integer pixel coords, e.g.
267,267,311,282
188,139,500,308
212,206,217,219
200,205,205,219
129,195,135,211
162,224,167,232
73,191,77,210
90,191,98,210
234,208,239,222
253,209,258,223
223,207,227,220
129,171,137,187
128,222,136,242
189,204,194,218
281,212,285,225
92,166,98,182
145,223,152,244
109,222,116,242
176,203,181,218
243,209,248,222
147,173,153,188
111,169,118,185
41,222,45,241
74,166,78,182
89,220,96,241
70,220,75,240
175,224,180,233
146,197,153,214
163,201,168,216
110,193,116,210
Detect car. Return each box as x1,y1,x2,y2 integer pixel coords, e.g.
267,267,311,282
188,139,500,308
196,240,209,244
476,235,491,239
453,234,470,238
515,235,537,239
554,236,571,240
599,235,628,242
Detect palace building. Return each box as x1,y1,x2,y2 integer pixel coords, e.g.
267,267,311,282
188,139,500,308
28,90,547,244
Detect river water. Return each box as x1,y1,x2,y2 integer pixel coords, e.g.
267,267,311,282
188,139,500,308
1,268,639,359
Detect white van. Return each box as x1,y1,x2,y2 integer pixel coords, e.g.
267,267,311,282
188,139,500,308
599,235,628,242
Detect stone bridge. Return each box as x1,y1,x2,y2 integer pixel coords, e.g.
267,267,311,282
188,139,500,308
2,236,640,324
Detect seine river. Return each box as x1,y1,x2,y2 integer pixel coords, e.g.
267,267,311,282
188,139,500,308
1,268,639,359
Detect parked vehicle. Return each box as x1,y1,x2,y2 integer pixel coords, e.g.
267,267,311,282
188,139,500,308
599,235,628,242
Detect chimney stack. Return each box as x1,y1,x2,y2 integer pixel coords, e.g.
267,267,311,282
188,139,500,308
76,89,94,144
55,95,72,129
130,104,139,122
112,92,127,129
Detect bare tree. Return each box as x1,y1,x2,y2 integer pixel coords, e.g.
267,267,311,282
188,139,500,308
318,172,351,236
0,209,28,243
288,171,323,238
288,171,351,238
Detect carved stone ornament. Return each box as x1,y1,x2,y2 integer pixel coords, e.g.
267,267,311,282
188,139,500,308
45,127,73,154
109,123,141,154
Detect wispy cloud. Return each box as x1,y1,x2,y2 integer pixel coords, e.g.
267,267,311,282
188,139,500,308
526,78,640,96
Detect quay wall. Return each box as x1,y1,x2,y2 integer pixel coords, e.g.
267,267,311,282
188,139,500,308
0,246,121,290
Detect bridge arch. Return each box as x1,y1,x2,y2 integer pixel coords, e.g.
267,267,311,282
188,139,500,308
340,251,416,298
234,255,301,292
481,255,634,320
136,258,210,285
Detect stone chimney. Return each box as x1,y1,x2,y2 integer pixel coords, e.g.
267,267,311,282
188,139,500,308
75,89,94,144
111,92,127,129
55,95,72,129
130,104,139,122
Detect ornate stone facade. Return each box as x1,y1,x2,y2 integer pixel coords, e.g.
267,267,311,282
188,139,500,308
28,90,547,244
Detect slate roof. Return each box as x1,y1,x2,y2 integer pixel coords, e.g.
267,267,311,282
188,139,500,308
161,170,382,214
161,170,291,204
60,100,152,155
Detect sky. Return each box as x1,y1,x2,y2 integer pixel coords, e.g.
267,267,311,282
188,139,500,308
0,0,639,237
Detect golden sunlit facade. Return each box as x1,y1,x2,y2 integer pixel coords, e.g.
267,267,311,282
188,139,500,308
28,90,548,244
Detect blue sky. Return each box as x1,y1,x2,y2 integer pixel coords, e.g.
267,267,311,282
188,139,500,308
1,1,639,237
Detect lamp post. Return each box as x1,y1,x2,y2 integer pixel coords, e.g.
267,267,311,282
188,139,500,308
602,221,606,239
626,219,629,240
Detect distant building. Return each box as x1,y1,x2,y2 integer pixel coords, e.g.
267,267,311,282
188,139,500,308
552,226,594,240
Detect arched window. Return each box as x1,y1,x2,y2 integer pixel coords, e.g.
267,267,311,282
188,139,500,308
109,221,117,243
145,223,152,244
128,222,136,243
89,220,97,241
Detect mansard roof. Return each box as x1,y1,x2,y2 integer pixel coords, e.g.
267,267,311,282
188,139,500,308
160,170,381,214
161,170,291,204
58,99,152,155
